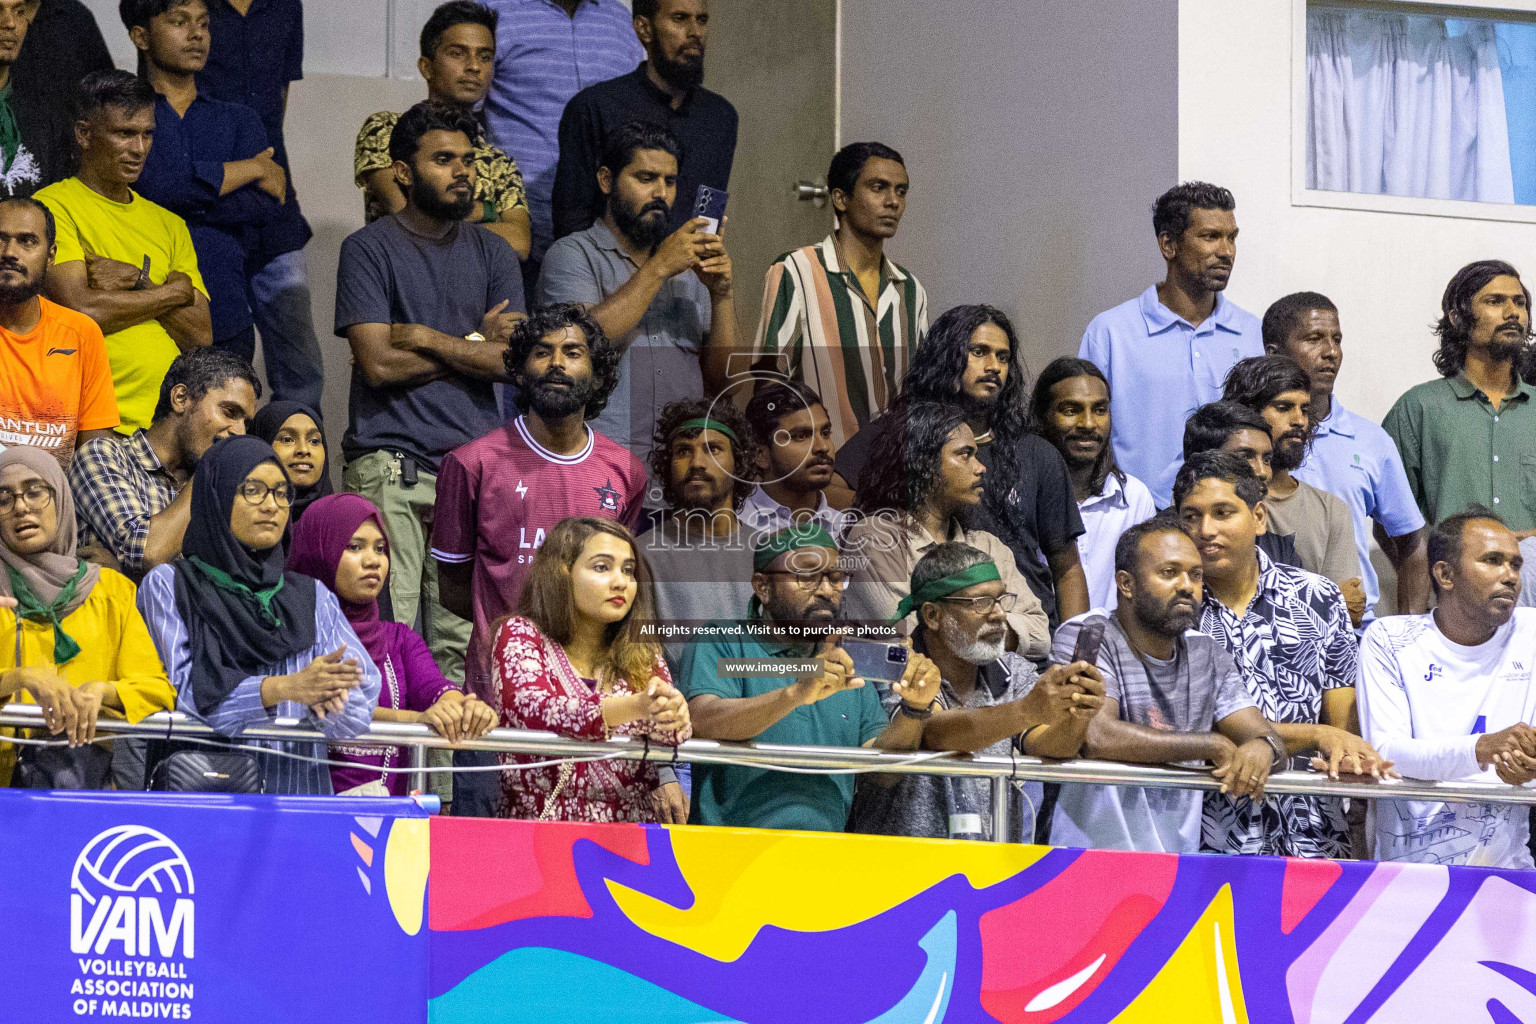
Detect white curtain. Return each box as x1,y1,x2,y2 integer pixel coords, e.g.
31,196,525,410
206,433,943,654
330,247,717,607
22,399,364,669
1307,9,1514,203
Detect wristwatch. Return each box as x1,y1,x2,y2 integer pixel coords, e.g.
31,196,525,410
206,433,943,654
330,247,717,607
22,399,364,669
897,698,937,722
1263,733,1289,771
464,331,486,343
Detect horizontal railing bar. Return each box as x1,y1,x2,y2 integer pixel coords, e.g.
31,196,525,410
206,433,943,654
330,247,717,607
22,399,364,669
3,704,1532,806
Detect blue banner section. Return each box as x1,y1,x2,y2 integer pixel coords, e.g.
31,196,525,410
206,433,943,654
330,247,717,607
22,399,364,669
0,791,430,1024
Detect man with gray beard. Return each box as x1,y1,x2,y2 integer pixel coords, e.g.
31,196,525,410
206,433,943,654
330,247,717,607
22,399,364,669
848,542,1105,842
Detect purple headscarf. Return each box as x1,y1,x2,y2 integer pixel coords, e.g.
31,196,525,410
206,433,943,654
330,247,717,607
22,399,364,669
286,493,389,667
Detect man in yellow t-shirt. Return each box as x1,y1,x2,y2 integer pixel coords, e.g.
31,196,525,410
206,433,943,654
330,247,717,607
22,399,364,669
37,71,211,434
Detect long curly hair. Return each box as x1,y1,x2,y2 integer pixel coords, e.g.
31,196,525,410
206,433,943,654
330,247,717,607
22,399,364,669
854,400,968,517
503,303,622,420
1433,260,1533,378
647,399,757,512
515,518,662,692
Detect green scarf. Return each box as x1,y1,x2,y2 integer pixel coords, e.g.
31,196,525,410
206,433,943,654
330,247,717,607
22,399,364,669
890,561,1002,623
187,556,287,627
8,561,87,664
748,523,840,619
0,83,19,171
672,417,739,444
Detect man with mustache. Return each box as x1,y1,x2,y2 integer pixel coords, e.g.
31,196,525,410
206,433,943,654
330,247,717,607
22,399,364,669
1384,261,1536,536
336,99,526,688
1050,515,1286,854
640,398,758,671
0,197,118,465
354,2,531,258
1222,355,1364,624
551,0,735,241
1360,507,1536,868
1265,291,1430,622
539,120,735,466
849,542,1105,842
127,0,287,363
0,0,80,200
1174,452,1392,858
37,70,213,435
1031,357,1156,613
1079,182,1263,507
740,379,851,541
433,303,643,705
678,526,941,831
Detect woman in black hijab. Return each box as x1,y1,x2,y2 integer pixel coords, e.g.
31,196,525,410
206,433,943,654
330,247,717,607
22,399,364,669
135,436,381,794
248,401,334,524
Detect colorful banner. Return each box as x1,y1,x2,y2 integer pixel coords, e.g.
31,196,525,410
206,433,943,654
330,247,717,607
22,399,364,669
0,790,431,1023
427,817,1536,1023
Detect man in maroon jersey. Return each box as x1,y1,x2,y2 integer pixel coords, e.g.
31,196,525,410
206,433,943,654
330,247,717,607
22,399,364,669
433,303,647,705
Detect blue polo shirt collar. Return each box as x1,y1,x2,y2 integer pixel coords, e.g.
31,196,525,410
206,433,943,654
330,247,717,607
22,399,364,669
1137,285,1244,338
1315,397,1358,440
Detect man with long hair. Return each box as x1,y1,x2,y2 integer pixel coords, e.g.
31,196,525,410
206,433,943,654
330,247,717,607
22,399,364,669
840,305,1088,624
843,401,1049,658
1030,357,1156,613
1079,182,1263,507
1384,260,1536,533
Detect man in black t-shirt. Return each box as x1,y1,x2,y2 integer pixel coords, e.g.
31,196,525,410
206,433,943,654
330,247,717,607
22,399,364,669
837,305,1089,627
0,0,79,198
334,101,525,684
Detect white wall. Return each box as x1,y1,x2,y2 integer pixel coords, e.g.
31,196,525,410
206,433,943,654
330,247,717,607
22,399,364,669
840,0,1179,374
1178,0,1536,424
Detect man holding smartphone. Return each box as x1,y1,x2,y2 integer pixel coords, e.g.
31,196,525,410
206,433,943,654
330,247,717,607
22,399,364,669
539,121,736,466
849,542,1105,843
677,526,941,832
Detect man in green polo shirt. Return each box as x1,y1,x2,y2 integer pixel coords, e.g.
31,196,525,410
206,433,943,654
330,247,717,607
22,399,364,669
678,525,941,831
1384,260,1536,533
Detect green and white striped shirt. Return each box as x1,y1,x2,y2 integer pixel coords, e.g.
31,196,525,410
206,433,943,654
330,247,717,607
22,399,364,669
751,235,927,445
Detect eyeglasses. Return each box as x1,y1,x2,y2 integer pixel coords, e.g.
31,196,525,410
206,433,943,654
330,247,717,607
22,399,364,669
939,592,1019,615
236,480,295,507
760,570,850,592
0,482,54,515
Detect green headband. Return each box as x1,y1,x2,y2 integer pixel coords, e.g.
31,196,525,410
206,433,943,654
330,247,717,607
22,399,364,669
891,561,1001,623
752,524,839,572
672,417,738,444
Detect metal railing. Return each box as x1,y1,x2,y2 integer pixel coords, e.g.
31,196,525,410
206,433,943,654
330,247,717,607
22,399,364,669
4,703,1533,844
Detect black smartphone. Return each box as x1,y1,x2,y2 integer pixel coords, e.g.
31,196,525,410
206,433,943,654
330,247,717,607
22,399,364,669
693,184,728,233
843,639,910,684
1072,620,1106,667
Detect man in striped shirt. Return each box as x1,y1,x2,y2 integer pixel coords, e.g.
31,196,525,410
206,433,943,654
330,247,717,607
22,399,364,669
752,142,927,447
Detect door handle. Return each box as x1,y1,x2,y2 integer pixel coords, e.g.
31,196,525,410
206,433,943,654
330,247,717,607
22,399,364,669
795,180,829,207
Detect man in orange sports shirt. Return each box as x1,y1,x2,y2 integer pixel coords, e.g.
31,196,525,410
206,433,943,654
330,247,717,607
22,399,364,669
0,196,118,465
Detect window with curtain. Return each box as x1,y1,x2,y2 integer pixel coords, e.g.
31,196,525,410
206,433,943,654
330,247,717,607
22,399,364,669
1306,3,1536,206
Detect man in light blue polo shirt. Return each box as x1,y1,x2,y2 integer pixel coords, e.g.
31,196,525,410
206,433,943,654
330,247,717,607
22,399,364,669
1078,182,1263,506
1265,291,1429,621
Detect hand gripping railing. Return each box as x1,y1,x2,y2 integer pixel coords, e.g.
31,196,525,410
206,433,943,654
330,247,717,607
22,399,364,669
4,703,1533,844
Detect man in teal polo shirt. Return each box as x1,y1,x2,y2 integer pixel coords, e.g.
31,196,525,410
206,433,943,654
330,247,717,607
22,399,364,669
678,525,941,831
1384,260,1536,533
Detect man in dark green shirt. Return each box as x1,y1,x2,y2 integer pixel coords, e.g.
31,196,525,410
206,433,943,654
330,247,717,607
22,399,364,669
1384,260,1536,533
678,525,941,831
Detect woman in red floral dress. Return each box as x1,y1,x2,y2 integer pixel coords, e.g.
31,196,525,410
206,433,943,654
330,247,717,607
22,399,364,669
492,518,692,822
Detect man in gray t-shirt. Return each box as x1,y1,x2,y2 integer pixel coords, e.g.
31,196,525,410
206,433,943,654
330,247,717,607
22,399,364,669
538,122,738,468
1050,518,1284,853
333,101,525,681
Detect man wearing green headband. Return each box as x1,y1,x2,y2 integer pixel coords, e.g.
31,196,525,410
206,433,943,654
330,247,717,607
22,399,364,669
850,542,1105,842
677,525,943,832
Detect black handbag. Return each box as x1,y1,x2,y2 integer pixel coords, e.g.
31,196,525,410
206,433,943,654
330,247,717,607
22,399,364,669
10,742,114,789
147,744,263,793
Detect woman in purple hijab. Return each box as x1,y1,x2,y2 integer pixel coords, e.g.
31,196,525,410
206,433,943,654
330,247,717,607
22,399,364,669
288,494,496,795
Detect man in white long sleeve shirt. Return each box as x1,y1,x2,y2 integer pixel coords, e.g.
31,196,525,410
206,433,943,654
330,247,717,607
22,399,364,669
1358,506,1536,868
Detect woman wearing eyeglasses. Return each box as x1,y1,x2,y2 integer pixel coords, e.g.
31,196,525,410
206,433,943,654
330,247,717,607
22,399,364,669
842,401,1051,658
491,517,691,823
0,447,174,786
136,436,381,794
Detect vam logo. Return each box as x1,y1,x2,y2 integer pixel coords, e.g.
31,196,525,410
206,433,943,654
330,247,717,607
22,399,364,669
70,826,194,959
